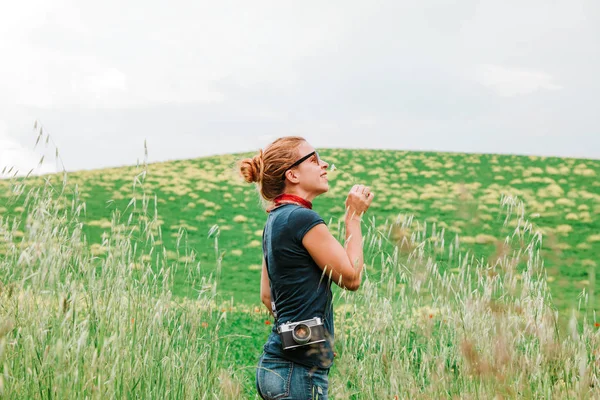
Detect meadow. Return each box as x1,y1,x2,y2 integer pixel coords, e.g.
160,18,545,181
1,145,599,398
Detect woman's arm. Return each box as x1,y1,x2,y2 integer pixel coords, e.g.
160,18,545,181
302,184,372,291
260,258,274,316
302,218,363,291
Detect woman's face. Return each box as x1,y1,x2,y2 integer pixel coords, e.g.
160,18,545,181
288,141,329,196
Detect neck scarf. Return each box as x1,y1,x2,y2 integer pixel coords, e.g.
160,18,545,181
267,194,312,213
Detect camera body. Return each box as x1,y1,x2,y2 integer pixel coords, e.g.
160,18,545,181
277,317,326,350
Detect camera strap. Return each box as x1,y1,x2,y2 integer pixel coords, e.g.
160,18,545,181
262,229,279,321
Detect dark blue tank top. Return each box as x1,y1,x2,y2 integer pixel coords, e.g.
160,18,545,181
262,204,334,369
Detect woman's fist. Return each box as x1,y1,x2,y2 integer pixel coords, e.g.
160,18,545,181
345,184,374,220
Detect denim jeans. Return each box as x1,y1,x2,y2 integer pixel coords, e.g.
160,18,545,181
256,352,329,399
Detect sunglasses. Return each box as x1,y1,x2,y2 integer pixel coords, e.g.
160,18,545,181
282,151,321,180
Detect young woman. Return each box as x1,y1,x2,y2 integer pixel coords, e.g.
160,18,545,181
239,136,374,399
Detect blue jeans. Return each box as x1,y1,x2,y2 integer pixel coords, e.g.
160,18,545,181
256,352,329,399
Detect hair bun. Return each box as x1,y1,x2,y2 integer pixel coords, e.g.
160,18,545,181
239,151,264,184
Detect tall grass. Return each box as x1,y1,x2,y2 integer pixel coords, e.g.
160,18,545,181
0,171,242,399
329,194,600,398
1,166,599,398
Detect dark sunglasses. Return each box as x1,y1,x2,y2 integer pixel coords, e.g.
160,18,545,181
282,151,321,180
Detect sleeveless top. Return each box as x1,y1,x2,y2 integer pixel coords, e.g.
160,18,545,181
261,204,335,369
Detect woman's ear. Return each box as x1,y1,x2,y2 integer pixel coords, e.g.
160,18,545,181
285,169,299,183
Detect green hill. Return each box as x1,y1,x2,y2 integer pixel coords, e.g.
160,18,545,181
1,148,599,311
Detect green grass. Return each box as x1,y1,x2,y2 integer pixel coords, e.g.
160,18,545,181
1,147,599,398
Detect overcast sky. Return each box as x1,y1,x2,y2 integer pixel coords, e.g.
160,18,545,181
1,1,598,178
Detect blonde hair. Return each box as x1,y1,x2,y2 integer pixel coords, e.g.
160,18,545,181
238,136,305,201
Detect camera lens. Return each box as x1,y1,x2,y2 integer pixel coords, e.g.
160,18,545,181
292,323,312,344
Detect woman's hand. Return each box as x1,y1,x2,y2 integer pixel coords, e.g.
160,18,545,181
345,184,374,220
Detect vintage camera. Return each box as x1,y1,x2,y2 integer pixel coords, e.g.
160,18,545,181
277,317,326,350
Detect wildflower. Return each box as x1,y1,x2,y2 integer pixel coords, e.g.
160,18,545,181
201,322,209,328
595,322,600,328
265,320,271,325
233,215,248,223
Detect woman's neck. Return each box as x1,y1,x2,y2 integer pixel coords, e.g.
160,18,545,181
284,188,315,203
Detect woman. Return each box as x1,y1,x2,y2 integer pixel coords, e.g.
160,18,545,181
239,136,374,399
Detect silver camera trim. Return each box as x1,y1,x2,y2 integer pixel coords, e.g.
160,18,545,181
277,317,326,350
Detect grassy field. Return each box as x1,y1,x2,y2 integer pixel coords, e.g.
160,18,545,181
2,148,598,310
1,147,599,398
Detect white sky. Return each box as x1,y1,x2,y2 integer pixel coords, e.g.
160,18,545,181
1,0,599,178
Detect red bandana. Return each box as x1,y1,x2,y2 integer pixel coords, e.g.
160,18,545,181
267,194,313,213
